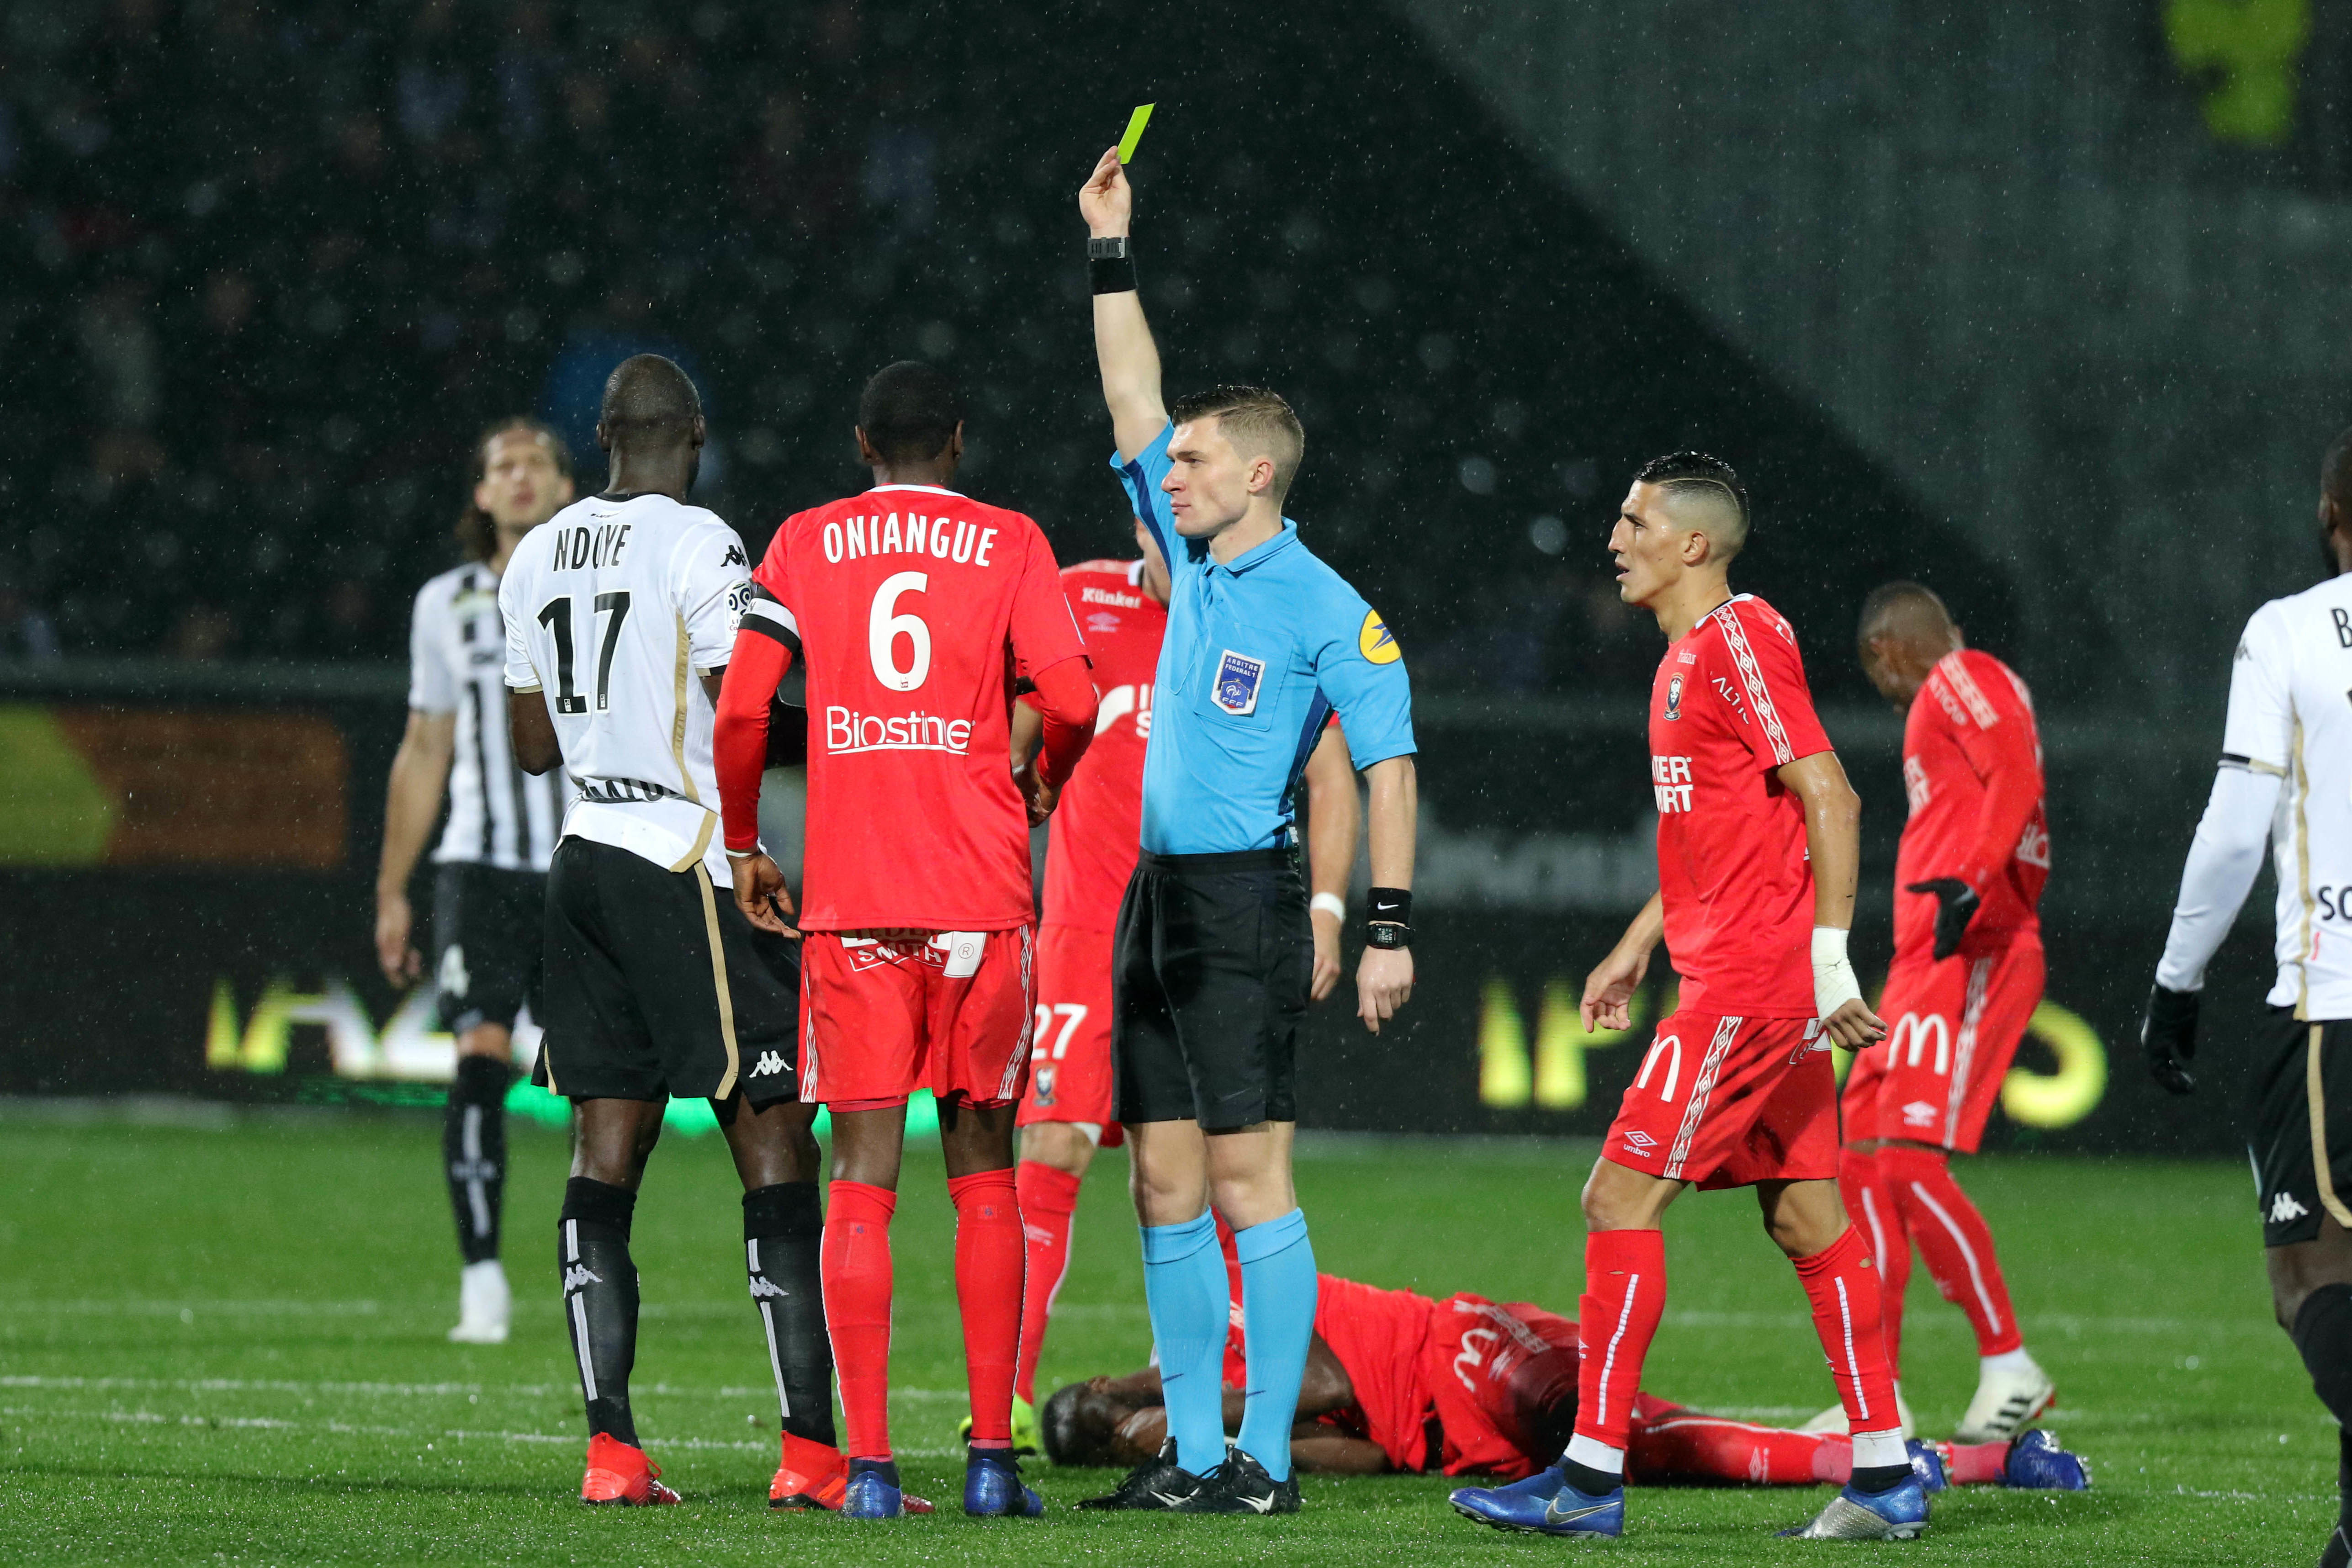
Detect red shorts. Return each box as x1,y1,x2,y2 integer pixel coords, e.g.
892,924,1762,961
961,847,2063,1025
1015,923,1124,1147
1842,931,2044,1153
798,927,1036,1106
1603,1012,1838,1188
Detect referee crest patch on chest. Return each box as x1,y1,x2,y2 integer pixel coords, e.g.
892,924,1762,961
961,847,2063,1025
1213,649,1267,715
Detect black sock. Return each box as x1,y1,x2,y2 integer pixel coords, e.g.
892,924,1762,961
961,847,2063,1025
2292,1284,2352,1530
1850,1462,1912,1495
745,1181,835,1446
560,1177,640,1447
1561,1457,1621,1496
444,1056,516,1266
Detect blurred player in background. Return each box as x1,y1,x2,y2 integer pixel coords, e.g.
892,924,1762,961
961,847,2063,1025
503,356,837,1510
1455,454,1916,1542
715,360,1097,1520
1081,147,1420,1516
1821,582,2055,1443
2144,430,2352,1568
998,522,1361,1453
1042,1265,2088,1495
375,418,573,1344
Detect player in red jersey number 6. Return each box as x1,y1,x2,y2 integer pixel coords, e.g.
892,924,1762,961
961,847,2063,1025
714,362,1098,1521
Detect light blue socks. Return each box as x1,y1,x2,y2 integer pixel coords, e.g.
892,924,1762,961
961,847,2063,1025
1234,1207,1316,1483
1139,1212,1229,1476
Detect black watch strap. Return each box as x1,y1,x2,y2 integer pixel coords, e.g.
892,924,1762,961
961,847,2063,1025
1086,236,1131,259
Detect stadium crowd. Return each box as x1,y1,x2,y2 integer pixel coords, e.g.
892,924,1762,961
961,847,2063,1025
0,0,1982,694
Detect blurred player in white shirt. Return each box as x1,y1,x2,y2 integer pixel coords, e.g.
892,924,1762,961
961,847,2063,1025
375,419,572,1344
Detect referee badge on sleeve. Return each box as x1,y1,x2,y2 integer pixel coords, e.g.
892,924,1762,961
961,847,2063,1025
1358,609,1401,664
1213,650,1266,716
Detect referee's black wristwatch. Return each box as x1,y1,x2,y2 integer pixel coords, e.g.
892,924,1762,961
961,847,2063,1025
1365,887,1412,950
1088,235,1137,295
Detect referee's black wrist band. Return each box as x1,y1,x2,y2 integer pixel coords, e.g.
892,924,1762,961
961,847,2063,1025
1088,237,1136,295
1367,887,1412,926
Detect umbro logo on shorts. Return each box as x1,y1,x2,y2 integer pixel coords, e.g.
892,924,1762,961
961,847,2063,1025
750,1050,787,1077
2272,1191,2311,1223
561,1265,602,1293
1901,1100,1939,1128
1621,1130,1657,1152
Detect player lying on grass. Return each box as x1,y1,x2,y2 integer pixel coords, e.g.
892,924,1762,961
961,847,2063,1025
1040,1270,2090,1496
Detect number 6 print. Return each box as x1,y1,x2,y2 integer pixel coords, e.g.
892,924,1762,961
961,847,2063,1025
869,572,931,691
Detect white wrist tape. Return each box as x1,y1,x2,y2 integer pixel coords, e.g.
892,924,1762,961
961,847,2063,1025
1310,893,1346,922
1812,927,1863,1021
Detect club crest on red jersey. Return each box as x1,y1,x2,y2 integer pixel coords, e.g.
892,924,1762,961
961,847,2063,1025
1665,673,1684,720
1213,650,1266,716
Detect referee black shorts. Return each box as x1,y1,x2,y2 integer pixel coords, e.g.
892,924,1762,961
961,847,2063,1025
1112,848,1309,1132
2250,1006,2352,1248
534,837,800,1109
431,862,546,1035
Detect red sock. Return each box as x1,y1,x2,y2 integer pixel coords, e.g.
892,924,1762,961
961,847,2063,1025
1791,1225,1902,1438
1572,1229,1667,1457
1839,1146,1913,1377
1012,1162,1081,1408
821,1180,897,1460
1881,1146,2023,1356
1945,1439,2009,1485
1629,1408,1849,1486
948,1169,1025,1447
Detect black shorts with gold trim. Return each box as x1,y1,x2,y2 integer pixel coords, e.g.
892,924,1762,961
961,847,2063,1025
2249,1005,2352,1247
534,837,800,1108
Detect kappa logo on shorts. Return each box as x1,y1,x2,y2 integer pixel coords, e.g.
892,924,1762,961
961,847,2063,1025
1621,1129,1657,1152
437,944,470,1000
750,1050,787,1078
2272,1191,2311,1223
1213,649,1266,716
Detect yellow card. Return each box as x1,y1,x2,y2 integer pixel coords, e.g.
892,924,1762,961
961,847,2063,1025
1117,103,1155,163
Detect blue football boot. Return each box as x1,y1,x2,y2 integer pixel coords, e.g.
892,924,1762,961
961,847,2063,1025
1450,1466,1625,1537
963,1447,1045,1517
841,1457,904,1520
1907,1439,1949,1494
1778,1475,1929,1539
2002,1430,2092,1490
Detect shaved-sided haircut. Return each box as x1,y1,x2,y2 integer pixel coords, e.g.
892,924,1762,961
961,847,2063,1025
1633,450,1749,561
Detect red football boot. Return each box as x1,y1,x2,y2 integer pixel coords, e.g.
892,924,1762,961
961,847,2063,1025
579,1432,682,1505
770,1434,848,1510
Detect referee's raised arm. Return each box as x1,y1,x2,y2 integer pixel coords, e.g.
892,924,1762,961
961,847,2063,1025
1081,148,1168,464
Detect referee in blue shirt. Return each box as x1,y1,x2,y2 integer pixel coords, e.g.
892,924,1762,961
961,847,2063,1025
1073,147,1420,1516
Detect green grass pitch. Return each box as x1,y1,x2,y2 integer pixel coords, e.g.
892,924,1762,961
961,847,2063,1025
0,1106,2332,1564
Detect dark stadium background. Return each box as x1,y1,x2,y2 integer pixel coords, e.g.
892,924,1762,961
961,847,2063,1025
0,0,2333,1155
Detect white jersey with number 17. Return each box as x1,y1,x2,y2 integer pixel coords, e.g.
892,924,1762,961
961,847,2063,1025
499,491,752,883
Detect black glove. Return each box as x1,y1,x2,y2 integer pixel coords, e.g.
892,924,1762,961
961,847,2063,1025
1905,878,1981,961
2141,984,2200,1096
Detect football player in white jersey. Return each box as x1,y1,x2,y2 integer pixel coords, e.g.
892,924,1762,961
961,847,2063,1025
376,418,573,1345
2145,428,2352,1568
502,355,857,1511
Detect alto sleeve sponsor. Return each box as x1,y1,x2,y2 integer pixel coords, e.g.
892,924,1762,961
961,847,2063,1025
681,523,753,671
498,560,540,694
408,579,458,714
2219,604,2293,774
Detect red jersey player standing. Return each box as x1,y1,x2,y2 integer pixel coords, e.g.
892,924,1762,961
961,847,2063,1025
715,362,1097,1521
1826,581,2055,1444
1452,453,1917,1543
1000,521,1361,1449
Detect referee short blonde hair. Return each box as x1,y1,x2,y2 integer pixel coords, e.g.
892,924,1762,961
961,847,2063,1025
1171,385,1305,506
